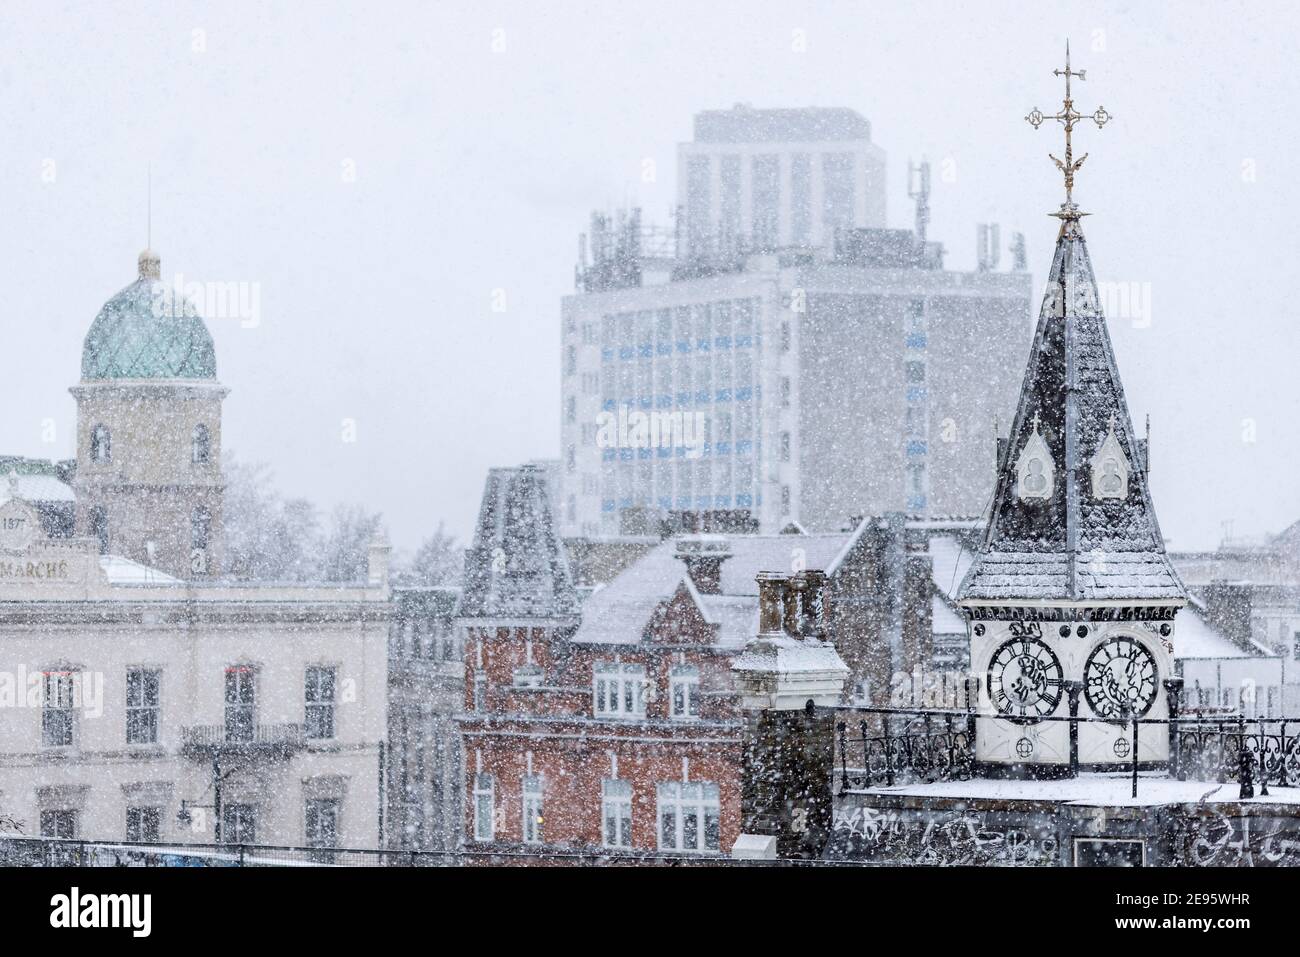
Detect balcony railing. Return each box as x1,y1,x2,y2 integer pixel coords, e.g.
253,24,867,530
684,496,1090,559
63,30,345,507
835,705,1300,800
180,723,306,758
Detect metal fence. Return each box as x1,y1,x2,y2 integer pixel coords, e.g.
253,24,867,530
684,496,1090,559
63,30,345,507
835,706,1300,800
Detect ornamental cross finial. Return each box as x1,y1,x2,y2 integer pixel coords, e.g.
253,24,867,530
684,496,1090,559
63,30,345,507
1024,40,1111,219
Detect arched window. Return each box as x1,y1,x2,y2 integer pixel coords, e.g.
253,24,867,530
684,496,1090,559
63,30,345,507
90,506,109,554
191,424,211,465
191,506,211,551
90,425,111,464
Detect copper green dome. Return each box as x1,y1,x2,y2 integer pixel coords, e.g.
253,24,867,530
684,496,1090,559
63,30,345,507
80,250,217,380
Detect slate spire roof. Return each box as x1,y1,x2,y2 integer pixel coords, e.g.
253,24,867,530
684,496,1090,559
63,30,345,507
459,464,579,620
958,216,1186,604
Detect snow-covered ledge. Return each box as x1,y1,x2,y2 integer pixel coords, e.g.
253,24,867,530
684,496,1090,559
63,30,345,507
731,633,849,711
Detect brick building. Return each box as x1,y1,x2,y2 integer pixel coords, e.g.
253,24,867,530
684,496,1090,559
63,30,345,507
458,463,961,857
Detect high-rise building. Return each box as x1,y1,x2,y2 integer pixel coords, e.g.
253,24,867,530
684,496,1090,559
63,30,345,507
560,106,1031,539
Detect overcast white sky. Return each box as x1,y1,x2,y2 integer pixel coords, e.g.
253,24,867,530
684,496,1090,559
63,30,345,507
0,0,1295,554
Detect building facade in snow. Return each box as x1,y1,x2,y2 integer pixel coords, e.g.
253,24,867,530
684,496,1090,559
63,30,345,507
0,249,391,850
458,461,945,857
386,586,463,853
559,105,1032,540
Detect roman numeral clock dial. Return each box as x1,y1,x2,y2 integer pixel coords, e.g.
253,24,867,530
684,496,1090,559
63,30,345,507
1084,636,1158,719
987,637,1064,718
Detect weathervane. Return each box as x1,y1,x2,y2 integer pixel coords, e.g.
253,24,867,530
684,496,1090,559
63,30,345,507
1025,40,1111,219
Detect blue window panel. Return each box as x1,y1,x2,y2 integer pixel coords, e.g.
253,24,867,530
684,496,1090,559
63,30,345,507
675,447,687,458
695,496,712,509
907,495,927,511
657,497,673,510
601,348,614,362
736,439,753,455
714,336,732,350
656,343,673,356
602,399,615,412
905,333,927,349
715,389,733,403
715,441,731,455
676,340,691,354
734,335,753,348
637,343,653,358
734,494,752,508
714,495,731,508
601,499,616,513
618,497,633,509
695,339,711,352
906,387,928,403
637,448,653,460
695,390,712,404
676,392,691,407
618,347,635,361
656,447,672,459
676,497,691,509
754,493,762,507
906,441,928,456
735,387,753,401
655,394,672,409
618,449,634,461
638,395,652,410
601,448,615,461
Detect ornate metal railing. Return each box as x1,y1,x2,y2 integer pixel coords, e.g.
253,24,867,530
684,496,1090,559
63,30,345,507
836,708,974,790
835,706,1300,800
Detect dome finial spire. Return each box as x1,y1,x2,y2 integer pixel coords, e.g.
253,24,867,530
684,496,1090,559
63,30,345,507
138,164,159,279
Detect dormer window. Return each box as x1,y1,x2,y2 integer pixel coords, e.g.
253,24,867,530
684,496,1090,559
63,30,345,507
1015,413,1054,501
192,424,211,465
90,425,111,464
1090,416,1130,500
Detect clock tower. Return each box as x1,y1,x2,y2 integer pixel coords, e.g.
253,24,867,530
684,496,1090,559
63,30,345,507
957,46,1187,774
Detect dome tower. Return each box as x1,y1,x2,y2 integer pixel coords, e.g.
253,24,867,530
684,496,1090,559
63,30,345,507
70,250,228,578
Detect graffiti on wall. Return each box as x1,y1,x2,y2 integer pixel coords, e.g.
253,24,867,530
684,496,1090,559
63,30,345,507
1177,812,1300,867
831,804,1058,866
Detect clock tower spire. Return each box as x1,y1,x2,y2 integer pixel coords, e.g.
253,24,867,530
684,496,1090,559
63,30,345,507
957,46,1186,775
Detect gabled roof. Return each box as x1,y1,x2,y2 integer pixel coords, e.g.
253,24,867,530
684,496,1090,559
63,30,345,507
958,217,1186,604
459,465,579,620
571,529,859,648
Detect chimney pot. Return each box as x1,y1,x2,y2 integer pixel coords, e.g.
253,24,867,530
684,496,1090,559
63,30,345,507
675,535,731,595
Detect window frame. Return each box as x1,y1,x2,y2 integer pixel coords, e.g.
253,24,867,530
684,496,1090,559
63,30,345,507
224,666,256,743
304,665,337,740
656,782,721,854
601,779,633,849
125,667,160,745
42,670,77,748
473,773,495,842
670,665,701,720
592,661,647,718
126,806,161,842
521,775,544,845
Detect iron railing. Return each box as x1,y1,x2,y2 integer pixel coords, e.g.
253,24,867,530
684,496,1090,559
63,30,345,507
835,706,1300,800
180,723,306,755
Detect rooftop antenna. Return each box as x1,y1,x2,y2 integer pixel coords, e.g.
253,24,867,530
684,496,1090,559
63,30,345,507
907,159,931,244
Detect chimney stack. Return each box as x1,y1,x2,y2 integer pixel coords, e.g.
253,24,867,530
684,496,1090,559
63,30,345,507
675,535,731,595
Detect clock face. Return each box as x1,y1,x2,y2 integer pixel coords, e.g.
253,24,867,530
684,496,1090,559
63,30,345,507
1084,636,1159,720
987,637,1064,719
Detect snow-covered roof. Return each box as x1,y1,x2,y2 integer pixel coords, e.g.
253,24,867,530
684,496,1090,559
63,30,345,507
459,465,578,620
931,594,965,636
99,554,181,585
1175,603,1276,660
0,474,74,503
572,530,856,648
928,534,973,601
959,218,1186,604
